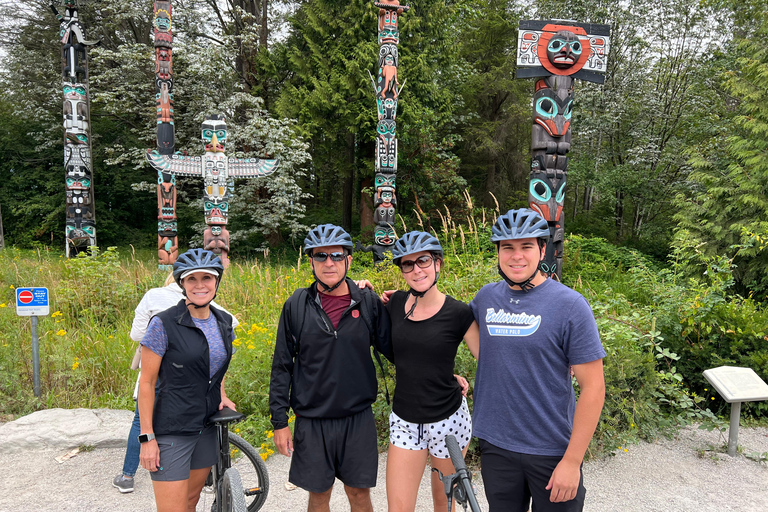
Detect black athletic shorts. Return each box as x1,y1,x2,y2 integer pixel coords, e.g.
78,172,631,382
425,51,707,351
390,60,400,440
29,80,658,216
479,438,586,512
288,407,378,493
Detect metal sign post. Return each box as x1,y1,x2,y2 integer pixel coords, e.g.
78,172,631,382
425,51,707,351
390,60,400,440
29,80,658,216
16,287,50,398
703,366,768,456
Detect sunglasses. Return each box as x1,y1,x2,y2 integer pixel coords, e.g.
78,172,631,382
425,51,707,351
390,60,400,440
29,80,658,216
311,251,346,262
399,255,434,273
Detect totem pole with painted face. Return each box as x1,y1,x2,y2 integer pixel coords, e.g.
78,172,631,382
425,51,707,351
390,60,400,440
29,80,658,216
50,0,99,257
517,20,610,279
360,0,409,263
152,0,178,267
146,115,279,267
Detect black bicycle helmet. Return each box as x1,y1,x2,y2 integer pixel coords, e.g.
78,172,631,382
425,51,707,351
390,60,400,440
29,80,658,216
391,231,443,265
303,224,354,255
491,208,550,243
172,248,225,288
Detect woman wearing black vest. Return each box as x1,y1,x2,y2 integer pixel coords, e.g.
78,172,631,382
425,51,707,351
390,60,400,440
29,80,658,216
138,249,236,512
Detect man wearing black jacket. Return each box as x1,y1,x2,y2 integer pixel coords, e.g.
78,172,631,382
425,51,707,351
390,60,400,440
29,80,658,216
269,224,393,512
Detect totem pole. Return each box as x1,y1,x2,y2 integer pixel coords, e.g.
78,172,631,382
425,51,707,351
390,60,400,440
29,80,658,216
50,0,99,257
359,0,409,263
146,115,279,267
152,0,178,267
516,20,610,279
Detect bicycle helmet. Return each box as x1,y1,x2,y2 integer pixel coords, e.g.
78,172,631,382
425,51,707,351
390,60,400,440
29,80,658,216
491,208,550,243
391,231,443,265
304,224,354,255
173,249,225,307
491,209,550,292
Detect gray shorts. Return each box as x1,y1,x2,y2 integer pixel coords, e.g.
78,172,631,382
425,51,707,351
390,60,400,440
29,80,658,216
150,426,218,482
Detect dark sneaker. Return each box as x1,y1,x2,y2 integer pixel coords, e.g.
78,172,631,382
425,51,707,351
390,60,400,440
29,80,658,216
112,474,134,493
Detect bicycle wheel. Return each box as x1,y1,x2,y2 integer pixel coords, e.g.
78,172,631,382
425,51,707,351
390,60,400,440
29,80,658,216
222,468,248,512
229,433,270,511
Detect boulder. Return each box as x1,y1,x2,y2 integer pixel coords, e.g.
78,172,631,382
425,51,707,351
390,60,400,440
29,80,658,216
0,408,133,454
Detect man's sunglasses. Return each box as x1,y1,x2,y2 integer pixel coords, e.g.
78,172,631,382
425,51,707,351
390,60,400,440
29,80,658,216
399,254,434,273
311,251,346,262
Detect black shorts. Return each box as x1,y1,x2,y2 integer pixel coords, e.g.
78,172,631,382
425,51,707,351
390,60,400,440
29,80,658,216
289,407,378,493
479,438,585,512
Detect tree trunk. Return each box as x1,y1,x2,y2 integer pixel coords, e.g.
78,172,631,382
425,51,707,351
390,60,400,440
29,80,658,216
615,190,624,238
342,133,354,231
632,204,645,237
582,186,594,211
572,185,579,222
360,177,374,234
0,203,5,249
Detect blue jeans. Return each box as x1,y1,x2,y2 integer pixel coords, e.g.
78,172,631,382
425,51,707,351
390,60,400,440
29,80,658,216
122,406,141,477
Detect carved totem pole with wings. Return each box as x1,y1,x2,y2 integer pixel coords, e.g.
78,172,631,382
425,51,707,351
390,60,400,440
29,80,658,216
146,115,279,267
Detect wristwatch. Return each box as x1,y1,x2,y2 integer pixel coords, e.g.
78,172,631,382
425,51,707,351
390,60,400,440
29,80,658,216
138,432,156,443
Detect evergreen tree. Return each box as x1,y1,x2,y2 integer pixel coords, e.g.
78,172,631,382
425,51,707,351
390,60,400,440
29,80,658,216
676,11,768,298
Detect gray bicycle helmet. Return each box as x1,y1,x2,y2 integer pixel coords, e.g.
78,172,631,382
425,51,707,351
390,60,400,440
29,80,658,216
391,231,443,265
172,248,225,288
491,208,550,242
303,224,354,255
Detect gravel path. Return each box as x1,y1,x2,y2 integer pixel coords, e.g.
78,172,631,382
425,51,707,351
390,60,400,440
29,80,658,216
0,423,766,511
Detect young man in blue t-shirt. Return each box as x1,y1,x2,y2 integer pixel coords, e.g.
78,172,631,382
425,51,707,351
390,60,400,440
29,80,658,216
470,208,606,511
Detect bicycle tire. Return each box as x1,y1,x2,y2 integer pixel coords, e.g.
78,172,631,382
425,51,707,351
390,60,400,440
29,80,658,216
222,468,248,512
229,433,270,511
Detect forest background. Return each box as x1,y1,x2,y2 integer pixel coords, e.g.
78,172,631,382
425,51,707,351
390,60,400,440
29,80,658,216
1,0,768,461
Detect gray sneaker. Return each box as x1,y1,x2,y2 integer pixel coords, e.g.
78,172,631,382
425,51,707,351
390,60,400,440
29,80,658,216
112,474,134,493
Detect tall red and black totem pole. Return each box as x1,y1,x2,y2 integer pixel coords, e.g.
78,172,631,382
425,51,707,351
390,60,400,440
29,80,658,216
360,0,409,263
516,20,610,279
50,0,99,257
152,0,178,268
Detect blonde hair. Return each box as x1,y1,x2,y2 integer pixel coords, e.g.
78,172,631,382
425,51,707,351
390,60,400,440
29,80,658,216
163,272,175,287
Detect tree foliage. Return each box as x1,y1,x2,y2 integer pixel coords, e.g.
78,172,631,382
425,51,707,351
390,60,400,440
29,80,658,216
675,11,768,298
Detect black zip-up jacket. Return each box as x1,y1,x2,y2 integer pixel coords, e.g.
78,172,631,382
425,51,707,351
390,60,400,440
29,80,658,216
153,299,234,435
269,279,393,429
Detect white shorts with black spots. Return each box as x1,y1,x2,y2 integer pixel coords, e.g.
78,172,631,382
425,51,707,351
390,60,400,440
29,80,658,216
389,396,472,459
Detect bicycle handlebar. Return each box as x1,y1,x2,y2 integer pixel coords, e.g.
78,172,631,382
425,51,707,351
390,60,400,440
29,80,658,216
445,435,482,512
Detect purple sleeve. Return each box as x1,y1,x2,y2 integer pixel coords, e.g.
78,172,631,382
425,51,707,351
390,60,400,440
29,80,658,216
141,316,169,358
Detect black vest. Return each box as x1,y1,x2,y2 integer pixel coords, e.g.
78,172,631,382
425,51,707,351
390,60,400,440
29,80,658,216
152,300,234,435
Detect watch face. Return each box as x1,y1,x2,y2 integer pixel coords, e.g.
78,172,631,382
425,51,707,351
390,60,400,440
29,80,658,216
138,433,155,443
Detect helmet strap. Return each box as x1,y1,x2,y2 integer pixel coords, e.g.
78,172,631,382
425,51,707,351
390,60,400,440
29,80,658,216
497,264,538,292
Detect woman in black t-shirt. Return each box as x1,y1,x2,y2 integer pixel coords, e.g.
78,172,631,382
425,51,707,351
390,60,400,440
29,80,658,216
384,231,479,512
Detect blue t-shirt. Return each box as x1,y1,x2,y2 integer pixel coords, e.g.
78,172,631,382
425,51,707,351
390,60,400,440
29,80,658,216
469,278,606,456
142,314,231,378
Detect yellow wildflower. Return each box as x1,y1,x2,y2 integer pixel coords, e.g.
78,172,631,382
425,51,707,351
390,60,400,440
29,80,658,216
56,329,67,336
247,344,255,350
0,303,5,308
266,430,274,438
232,338,242,347
51,311,63,318
288,415,295,424
72,357,79,370
260,452,268,461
